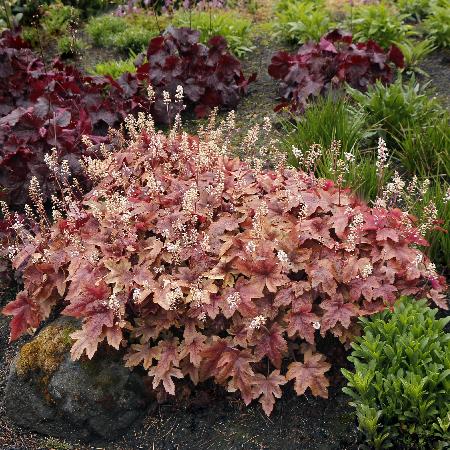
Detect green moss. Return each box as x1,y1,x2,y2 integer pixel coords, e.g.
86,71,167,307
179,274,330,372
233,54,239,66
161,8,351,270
16,320,77,378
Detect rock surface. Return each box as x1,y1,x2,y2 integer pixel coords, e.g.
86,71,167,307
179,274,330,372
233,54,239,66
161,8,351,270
2,317,149,441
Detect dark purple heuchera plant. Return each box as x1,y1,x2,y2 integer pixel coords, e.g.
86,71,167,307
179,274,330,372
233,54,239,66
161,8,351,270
268,29,405,112
136,27,256,119
0,27,253,207
2,112,446,416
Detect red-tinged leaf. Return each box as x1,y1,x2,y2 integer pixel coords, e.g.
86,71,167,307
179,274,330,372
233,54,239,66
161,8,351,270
148,365,184,395
199,339,231,380
287,307,319,344
217,349,256,405
2,292,41,341
252,370,287,416
286,349,330,397
180,331,207,367
104,325,122,350
70,325,103,360
320,296,359,332
253,323,288,368
376,228,399,242
388,44,404,68
307,259,337,296
124,344,160,370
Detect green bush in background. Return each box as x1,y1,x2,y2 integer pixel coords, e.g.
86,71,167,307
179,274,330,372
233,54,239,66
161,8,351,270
348,2,414,48
172,9,255,57
274,0,334,44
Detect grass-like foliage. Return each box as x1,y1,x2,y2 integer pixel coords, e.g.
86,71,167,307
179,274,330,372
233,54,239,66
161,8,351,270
86,13,164,53
343,297,450,449
348,2,414,49
346,78,445,143
278,95,378,200
274,0,334,44
423,4,450,48
346,78,449,177
2,111,447,417
172,9,254,57
268,29,404,112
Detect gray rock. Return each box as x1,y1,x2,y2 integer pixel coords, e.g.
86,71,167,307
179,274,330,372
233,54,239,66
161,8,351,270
3,317,150,441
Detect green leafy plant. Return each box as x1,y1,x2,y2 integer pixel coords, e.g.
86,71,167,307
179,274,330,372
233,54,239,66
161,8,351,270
86,13,163,53
274,0,334,44
346,78,445,146
423,4,450,47
348,2,414,48
395,0,434,21
22,0,80,46
342,297,450,449
395,38,436,76
90,56,137,78
40,0,79,36
172,9,254,57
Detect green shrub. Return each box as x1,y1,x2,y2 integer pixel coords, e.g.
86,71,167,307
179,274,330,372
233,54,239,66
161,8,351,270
86,13,163,53
348,2,414,48
423,4,450,47
342,297,450,449
172,9,254,57
89,56,137,78
41,0,79,35
274,0,334,44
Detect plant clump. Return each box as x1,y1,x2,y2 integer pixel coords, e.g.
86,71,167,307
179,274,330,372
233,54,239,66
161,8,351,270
0,27,253,207
2,110,446,417
268,29,404,112
343,297,450,449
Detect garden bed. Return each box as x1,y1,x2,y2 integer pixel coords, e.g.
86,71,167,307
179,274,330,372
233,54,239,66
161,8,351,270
0,0,449,449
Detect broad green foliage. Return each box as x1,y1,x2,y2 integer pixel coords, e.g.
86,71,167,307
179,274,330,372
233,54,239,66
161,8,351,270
348,2,414,48
172,9,254,57
343,297,450,449
90,56,137,78
86,13,164,53
423,4,450,47
274,0,334,44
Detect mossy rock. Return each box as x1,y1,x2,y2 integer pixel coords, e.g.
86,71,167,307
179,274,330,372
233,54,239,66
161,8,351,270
4,317,151,441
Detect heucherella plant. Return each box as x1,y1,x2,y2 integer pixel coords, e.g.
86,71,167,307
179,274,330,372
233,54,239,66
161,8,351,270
342,297,450,449
1,109,447,417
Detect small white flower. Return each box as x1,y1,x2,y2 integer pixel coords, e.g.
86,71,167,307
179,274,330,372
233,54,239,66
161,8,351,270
277,250,289,264
249,315,266,330
313,321,321,330
246,241,256,253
